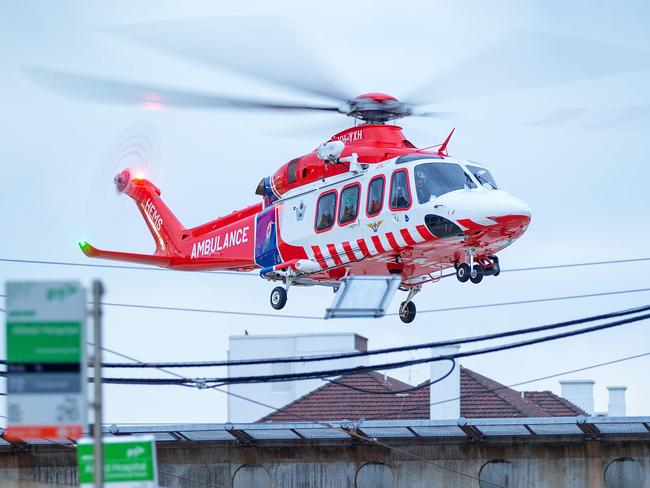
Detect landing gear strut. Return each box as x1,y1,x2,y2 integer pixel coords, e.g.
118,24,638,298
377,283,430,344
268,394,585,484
399,285,421,324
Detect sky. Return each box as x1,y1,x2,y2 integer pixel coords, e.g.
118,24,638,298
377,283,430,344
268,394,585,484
1,0,650,424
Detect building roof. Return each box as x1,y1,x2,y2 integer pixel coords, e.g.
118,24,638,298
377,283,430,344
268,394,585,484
523,391,588,417
259,367,586,422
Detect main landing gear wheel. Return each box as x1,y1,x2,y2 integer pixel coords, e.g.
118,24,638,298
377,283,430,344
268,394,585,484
470,264,484,284
456,263,471,283
399,301,416,324
270,286,287,310
488,255,500,276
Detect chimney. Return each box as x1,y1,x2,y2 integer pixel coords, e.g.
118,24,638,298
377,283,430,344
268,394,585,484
559,380,595,414
430,345,460,419
607,386,627,417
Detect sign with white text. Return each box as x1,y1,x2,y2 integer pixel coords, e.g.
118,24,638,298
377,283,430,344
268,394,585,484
77,436,158,488
5,281,86,440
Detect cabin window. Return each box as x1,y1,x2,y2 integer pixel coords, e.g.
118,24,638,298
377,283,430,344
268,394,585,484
414,162,474,204
315,191,337,232
287,158,299,184
366,176,385,217
389,169,411,210
467,164,498,190
339,184,360,225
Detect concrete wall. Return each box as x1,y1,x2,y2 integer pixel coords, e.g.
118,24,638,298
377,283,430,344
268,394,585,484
0,438,649,487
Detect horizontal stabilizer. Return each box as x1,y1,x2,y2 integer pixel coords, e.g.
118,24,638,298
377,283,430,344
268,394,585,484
79,241,172,267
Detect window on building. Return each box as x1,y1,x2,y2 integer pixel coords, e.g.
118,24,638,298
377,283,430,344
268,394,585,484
389,169,411,210
604,458,643,488
339,184,360,225
479,460,514,488
315,191,337,231
366,176,384,217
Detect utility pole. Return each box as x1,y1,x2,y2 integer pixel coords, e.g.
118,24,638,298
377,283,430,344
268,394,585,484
92,280,104,488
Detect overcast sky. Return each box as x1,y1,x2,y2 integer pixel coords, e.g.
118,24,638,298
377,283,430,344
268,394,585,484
1,0,650,424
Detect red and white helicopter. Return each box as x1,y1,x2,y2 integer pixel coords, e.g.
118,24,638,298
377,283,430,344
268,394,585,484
27,18,641,322
79,111,530,323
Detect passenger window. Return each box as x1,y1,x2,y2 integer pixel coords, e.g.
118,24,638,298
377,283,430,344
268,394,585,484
367,176,384,217
339,184,360,225
287,159,299,184
315,191,336,231
390,169,411,210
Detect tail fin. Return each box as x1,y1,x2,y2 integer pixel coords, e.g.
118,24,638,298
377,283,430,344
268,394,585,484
114,170,185,255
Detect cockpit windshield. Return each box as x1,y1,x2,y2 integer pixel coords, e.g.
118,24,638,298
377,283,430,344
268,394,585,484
414,163,474,204
467,165,498,190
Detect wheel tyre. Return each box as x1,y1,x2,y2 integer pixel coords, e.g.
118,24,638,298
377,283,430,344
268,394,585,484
399,301,416,324
456,263,471,283
489,255,500,277
270,287,287,310
470,264,484,284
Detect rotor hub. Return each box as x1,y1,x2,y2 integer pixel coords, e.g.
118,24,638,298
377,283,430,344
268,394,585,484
345,93,412,124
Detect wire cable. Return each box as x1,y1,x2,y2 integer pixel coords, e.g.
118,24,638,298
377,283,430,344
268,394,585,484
326,359,456,394
73,303,650,369
3,287,650,323
96,310,650,386
93,344,502,486
372,351,650,420
1,255,646,276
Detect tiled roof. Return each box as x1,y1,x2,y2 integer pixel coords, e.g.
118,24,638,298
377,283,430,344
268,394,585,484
260,367,585,422
523,391,587,416
259,371,420,422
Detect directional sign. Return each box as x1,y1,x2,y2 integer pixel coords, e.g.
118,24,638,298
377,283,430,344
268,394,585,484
77,436,159,488
5,281,87,440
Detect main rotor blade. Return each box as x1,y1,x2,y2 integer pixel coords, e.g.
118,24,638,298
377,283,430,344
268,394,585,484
23,67,341,113
112,16,352,102
408,30,650,105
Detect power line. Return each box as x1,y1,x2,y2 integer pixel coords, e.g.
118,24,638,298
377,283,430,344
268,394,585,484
327,359,456,394
0,255,647,277
377,351,650,420
96,310,650,386
3,287,649,322
82,304,650,369
0,257,248,276
94,343,500,486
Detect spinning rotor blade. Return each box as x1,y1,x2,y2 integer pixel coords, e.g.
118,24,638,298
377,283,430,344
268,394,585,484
113,16,351,102
24,67,341,113
408,30,650,105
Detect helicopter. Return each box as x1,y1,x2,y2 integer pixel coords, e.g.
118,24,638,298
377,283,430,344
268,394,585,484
25,17,644,322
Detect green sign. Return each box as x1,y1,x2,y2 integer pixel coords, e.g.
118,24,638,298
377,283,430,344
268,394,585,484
7,321,82,363
78,436,158,487
5,281,87,441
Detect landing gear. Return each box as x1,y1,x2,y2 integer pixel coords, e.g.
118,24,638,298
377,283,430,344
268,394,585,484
456,263,471,283
399,285,421,324
485,255,500,276
470,264,484,284
456,252,500,284
270,286,287,310
399,301,416,324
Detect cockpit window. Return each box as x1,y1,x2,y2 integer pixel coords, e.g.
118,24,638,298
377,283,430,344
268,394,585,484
467,165,498,190
414,163,474,204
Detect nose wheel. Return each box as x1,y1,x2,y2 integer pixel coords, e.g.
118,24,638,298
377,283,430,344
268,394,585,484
399,301,416,324
399,285,421,324
270,286,288,310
